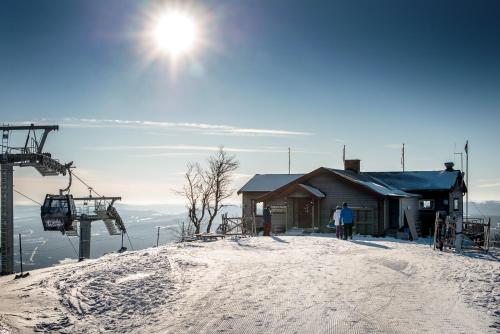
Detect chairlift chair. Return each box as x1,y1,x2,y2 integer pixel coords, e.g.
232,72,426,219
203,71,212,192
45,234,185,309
41,194,77,232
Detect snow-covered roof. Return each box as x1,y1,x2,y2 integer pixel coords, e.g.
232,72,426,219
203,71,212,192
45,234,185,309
365,170,461,191
298,184,326,198
237,174,304,193
325,169,416,197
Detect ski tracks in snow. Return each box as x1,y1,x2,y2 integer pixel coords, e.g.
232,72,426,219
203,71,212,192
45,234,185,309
1,236,498,333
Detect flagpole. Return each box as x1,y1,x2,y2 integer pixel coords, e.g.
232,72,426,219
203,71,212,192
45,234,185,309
288,147,291,174
402,143,405,172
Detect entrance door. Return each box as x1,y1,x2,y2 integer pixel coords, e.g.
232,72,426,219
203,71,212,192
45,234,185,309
295,198,312,228
389,199,400,229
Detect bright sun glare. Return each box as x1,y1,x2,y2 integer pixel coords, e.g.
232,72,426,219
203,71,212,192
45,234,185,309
153,11,198,56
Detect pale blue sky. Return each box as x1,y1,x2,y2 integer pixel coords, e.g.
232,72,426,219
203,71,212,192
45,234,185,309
1,0,499,204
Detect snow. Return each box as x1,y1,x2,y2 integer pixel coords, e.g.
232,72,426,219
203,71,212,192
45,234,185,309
0,236,499,333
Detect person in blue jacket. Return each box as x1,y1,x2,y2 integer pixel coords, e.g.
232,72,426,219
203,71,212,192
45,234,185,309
340,202,354,240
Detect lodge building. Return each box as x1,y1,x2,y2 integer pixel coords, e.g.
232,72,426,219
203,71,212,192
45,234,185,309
237,160,466,237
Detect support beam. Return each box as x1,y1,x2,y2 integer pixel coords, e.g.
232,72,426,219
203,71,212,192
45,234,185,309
1,164,14,275
79,220,92,260
36,129,52,154
0,125,58,131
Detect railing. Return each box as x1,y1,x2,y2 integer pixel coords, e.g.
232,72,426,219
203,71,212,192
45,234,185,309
434,213,492,252
463,217,491,251
217,213,255,236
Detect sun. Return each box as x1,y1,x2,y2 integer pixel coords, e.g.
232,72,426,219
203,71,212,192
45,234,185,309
153,11,198,56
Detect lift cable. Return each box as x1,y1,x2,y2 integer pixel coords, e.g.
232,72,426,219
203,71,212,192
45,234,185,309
71,170,135,249
126,231,134,250
71,171,103,198
66,235,79,257
13,188,42,206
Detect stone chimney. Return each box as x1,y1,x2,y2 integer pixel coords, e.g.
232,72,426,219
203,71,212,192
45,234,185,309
444,162,455,171
344,159,361,173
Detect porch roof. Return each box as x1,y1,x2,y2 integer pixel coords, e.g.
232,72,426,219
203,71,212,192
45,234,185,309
237,173,304,194
257,182,325,201
298,184,326,198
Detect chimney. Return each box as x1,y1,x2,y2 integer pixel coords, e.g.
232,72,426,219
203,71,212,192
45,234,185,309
444,162,455,171
344,159,361,173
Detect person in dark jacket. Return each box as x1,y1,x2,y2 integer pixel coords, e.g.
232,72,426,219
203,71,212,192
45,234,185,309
340,202,354,240
263,206,272,236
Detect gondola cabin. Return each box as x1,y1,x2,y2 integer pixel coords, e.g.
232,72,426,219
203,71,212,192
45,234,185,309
41,194,76,232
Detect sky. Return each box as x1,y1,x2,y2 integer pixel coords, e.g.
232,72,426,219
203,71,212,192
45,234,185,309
1,0,499,206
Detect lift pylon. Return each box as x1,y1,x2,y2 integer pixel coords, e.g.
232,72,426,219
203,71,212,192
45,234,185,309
0,124,67,275
71,196,125,260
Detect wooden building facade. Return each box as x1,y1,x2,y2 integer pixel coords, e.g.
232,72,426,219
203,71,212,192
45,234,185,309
238,160,466,237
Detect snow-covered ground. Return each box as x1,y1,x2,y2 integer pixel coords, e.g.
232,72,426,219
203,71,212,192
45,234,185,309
0,235,498,333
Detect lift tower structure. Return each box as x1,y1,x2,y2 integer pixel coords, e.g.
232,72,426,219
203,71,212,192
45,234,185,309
1,124,67,275
73,196,125,259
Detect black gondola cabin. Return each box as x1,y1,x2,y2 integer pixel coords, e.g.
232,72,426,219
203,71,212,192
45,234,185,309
41,194,76,232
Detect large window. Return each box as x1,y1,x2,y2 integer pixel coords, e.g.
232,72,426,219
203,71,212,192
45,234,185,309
255,201,264,216
419,199,434,210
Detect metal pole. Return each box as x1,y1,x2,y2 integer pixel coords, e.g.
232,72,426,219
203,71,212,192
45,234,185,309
455,216,462,253
79,220,91,260
288,147,291,174
156,226,160,247
454,152,463,172
465,140,469,221
1,164,14,275
121,230,124,249
402,143,405,172
18,233,23,275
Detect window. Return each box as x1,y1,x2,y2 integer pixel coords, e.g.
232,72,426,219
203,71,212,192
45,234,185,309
255,201,264,216
453,198,459,211
419,199,434,210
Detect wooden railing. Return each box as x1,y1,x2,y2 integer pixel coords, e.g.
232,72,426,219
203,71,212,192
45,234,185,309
217,213,255,236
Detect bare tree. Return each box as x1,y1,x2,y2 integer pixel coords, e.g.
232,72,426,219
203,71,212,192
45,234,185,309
205,148,239,233
177,163,209,235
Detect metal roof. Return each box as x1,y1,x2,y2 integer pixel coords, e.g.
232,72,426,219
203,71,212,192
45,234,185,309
365,170,461,191
238,169,461,197
237,174,304,193
325,169,417,197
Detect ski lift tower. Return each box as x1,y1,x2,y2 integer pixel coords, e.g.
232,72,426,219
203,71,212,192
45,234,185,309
72,195,125,260
0,124,68,275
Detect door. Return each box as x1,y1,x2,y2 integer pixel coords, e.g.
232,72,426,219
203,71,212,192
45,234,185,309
295,198,313,228
389,198,400,229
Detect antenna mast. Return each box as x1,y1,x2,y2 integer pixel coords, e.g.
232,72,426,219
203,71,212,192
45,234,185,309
288,147,291,174
401,143,405,172
465,140,469,220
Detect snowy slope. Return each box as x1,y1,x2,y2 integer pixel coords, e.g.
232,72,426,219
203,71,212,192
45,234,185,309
0,236,498,333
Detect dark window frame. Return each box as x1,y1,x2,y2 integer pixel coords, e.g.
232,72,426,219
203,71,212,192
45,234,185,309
419,199,435,210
